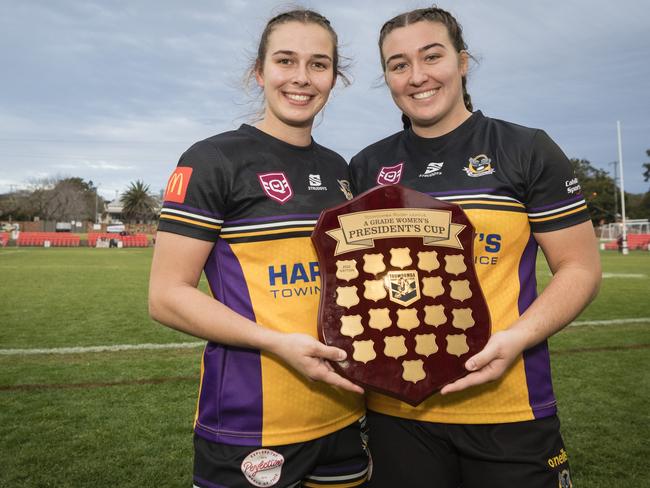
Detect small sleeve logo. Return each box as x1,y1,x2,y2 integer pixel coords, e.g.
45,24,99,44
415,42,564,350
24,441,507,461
164,167,193,203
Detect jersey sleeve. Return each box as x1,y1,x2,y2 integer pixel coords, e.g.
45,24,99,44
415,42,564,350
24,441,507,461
157,140,230,241
524,130,591,233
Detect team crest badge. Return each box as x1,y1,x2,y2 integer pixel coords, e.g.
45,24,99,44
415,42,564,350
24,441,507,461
337,179,354,200
463,154,495,177
387,270,420,306
377,162,404,185
258,172,293,204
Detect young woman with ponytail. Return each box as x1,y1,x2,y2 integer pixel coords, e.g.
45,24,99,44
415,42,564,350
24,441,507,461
150,9,369,488
350,6,601,487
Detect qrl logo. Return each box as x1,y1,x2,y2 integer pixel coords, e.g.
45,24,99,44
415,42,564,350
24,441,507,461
377,162,404,185
164,167,193,203
258,172,293,204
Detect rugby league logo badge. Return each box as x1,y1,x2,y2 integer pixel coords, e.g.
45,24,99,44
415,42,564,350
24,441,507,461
376,162,404,185
387,270,420,307
258,172,293,204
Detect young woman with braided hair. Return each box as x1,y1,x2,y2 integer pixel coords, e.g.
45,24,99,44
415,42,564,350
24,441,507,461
350,6,601,487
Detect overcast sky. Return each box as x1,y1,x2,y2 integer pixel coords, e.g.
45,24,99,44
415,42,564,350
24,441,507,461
1,0,649,200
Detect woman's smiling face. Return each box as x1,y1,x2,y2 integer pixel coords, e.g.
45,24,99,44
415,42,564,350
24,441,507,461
256,21,336,131
382,20,469,137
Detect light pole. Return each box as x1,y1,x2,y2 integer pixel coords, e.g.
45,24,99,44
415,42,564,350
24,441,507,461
93,183,104,226
616,121,628,255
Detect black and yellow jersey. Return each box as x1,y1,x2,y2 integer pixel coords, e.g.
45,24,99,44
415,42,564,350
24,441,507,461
158,124,363,446
350,111,590,424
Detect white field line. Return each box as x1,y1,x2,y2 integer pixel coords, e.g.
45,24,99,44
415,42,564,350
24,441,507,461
0,341,204,356
569,318,650,327
537,272,647,279
1,317,649,356
601,273,647,279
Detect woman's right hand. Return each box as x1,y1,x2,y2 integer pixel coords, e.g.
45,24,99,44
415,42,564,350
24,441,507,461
271,333,365,395
150,232,364,395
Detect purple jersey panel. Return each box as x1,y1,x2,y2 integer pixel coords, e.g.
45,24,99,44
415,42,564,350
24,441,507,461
195,239,263,446
518,235,557,418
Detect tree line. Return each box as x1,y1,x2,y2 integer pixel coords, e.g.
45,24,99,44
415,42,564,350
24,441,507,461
572,151,650,224
1,153,649,225
0,178,159,224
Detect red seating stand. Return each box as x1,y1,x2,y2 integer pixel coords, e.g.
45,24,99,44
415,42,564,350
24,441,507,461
88,233,149,248
16,232,81,247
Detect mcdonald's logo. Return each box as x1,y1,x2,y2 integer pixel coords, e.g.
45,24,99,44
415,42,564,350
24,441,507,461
164,167,193,203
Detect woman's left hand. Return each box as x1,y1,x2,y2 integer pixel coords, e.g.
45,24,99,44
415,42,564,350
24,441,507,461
441,221,601,395
439,328,528,395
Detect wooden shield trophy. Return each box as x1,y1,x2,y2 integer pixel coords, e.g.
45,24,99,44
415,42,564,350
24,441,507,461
312,185,491,405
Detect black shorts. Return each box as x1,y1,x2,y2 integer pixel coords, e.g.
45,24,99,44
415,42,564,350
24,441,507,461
193,417,370,488
366,411,572,488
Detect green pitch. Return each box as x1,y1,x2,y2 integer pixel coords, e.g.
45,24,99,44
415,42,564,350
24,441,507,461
1,248,648,486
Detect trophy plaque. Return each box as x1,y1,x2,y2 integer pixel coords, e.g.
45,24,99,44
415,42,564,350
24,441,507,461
311,185,491,405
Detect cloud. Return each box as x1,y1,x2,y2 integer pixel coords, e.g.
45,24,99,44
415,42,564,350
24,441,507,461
1,0,648,198
52,161,137,171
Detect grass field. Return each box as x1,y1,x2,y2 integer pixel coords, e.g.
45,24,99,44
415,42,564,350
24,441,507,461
1,248,649,487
